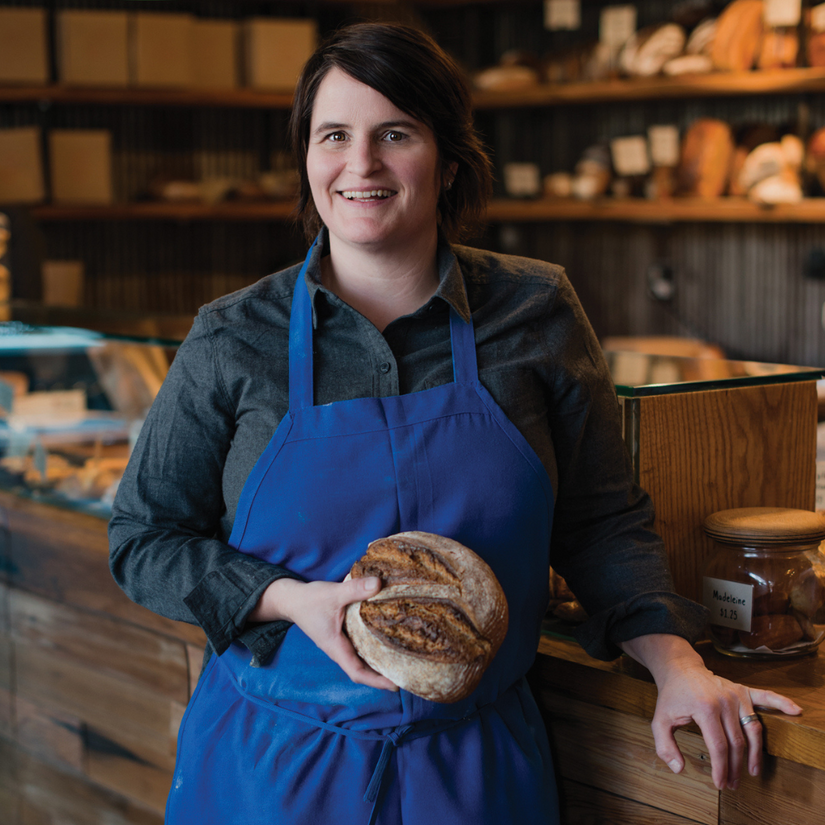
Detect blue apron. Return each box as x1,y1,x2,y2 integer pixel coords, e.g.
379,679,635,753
166,243,561,824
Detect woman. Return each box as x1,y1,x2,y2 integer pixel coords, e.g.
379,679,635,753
109,22,800,824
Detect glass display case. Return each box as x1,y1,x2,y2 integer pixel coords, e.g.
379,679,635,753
606,350,823,476
0,322,178,516
0,323,820,521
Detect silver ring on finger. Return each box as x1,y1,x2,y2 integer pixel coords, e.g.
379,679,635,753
739,713,760,727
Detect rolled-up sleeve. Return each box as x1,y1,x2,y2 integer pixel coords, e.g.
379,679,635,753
108,314,301,659
542,273,708,660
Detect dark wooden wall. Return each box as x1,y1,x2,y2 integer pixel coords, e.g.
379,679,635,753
2,0,825,366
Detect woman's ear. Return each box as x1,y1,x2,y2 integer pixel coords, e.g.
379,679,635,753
444,161,459,189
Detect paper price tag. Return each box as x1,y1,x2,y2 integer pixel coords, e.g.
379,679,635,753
600,5,637,49
703,577,754,631
504,163,542,197
764,0,801,27
648,125,680,167
610,135,650,176
545,0,581,30
817,459,825,509
13,388,87,418
811,1,825,31
0,379,14,416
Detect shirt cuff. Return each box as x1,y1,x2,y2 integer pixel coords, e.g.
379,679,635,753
573,591,710,661
183,557,304,656
237,620,295,667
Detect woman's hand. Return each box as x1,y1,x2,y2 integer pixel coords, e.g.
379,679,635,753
249,576,398,691
620,634,802,790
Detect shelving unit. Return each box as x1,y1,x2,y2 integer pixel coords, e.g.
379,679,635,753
24,197,825,225
2,0,825,365
9,69,825,228
6,66,825,109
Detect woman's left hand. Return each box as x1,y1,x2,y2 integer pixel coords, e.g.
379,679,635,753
619,634,802,790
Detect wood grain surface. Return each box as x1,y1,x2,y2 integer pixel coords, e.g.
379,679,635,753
536,634,825,772
541,691,717,824
0,492,201,821
637,382,817,603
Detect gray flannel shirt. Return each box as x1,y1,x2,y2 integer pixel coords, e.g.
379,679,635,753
109,230,707,669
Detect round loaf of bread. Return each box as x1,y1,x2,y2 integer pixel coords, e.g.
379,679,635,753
344,532,509,703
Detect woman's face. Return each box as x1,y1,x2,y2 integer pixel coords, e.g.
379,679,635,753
306,67,449,256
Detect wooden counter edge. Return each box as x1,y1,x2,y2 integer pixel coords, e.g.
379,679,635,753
534,633,825,772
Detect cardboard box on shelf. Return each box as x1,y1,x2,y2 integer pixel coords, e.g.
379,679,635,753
0,128,45,205
57,10,130,87
244,18,317,90
49,130,114,205
131,12,194,88
42,261,85,308
0,8,49,84
191,19,239,89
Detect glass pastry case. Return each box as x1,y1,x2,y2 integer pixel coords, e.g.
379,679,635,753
0,322,178,516
0,323,820,522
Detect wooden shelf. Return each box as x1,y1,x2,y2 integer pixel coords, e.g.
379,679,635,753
21,197,825,224
485,197,825,223
474,67,825,107
6,67,825,111
0,84,294,109
29,201,297,221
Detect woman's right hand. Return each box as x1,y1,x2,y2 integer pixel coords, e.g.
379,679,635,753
249,576,398,691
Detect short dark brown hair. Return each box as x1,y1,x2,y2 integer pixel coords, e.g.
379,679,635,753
289,22,493,243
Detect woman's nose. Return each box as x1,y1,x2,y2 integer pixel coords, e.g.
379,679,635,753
348,138,382,177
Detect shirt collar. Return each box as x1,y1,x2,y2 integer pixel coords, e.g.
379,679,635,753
302,227,472,327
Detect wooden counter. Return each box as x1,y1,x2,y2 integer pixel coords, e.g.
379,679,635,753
3,484,825,823
531,632,825,824
0,491,205,824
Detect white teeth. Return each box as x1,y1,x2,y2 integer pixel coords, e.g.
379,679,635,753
341,189,393,200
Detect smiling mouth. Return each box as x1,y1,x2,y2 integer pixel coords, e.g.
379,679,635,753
340,189,396,201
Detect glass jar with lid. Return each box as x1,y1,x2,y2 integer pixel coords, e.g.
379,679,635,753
702,507,825,658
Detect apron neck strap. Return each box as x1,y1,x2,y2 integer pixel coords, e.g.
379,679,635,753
288,239,317,412
449,303,478,386
289,240,478,411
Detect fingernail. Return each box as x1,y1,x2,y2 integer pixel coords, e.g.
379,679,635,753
362,576,381,590
668,759,681,773
750,765,759,776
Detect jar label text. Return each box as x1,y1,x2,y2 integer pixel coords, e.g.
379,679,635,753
702,577,753,631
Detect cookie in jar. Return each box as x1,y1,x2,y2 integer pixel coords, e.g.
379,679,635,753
702,507,825,658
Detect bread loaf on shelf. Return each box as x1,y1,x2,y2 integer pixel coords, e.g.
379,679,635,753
344,532,508,703
758,29,799,69
711,0,764,71
619,23,686,77
677,118,735,197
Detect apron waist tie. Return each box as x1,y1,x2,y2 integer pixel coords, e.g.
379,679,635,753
247,699,480,825
225,669,524,825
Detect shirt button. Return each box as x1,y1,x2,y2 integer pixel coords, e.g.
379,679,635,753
378,362,392,374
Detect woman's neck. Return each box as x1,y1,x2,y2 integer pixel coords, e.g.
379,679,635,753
321,232,440,332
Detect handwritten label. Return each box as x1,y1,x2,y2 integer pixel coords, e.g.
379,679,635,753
703,577,753,631
545,0,581,30
610,135,650,176
811,2,825,31
764,0,801,27
600,5,637,49
12,389,86,419
817,460,825,509
648,125,681,167
504,163,542,197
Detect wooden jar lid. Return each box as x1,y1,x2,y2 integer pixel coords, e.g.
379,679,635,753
704,507,825,546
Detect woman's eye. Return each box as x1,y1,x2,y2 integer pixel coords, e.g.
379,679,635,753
327,132,347,142
384,131,406,142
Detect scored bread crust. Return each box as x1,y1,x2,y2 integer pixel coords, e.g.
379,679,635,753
344,531,509,703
